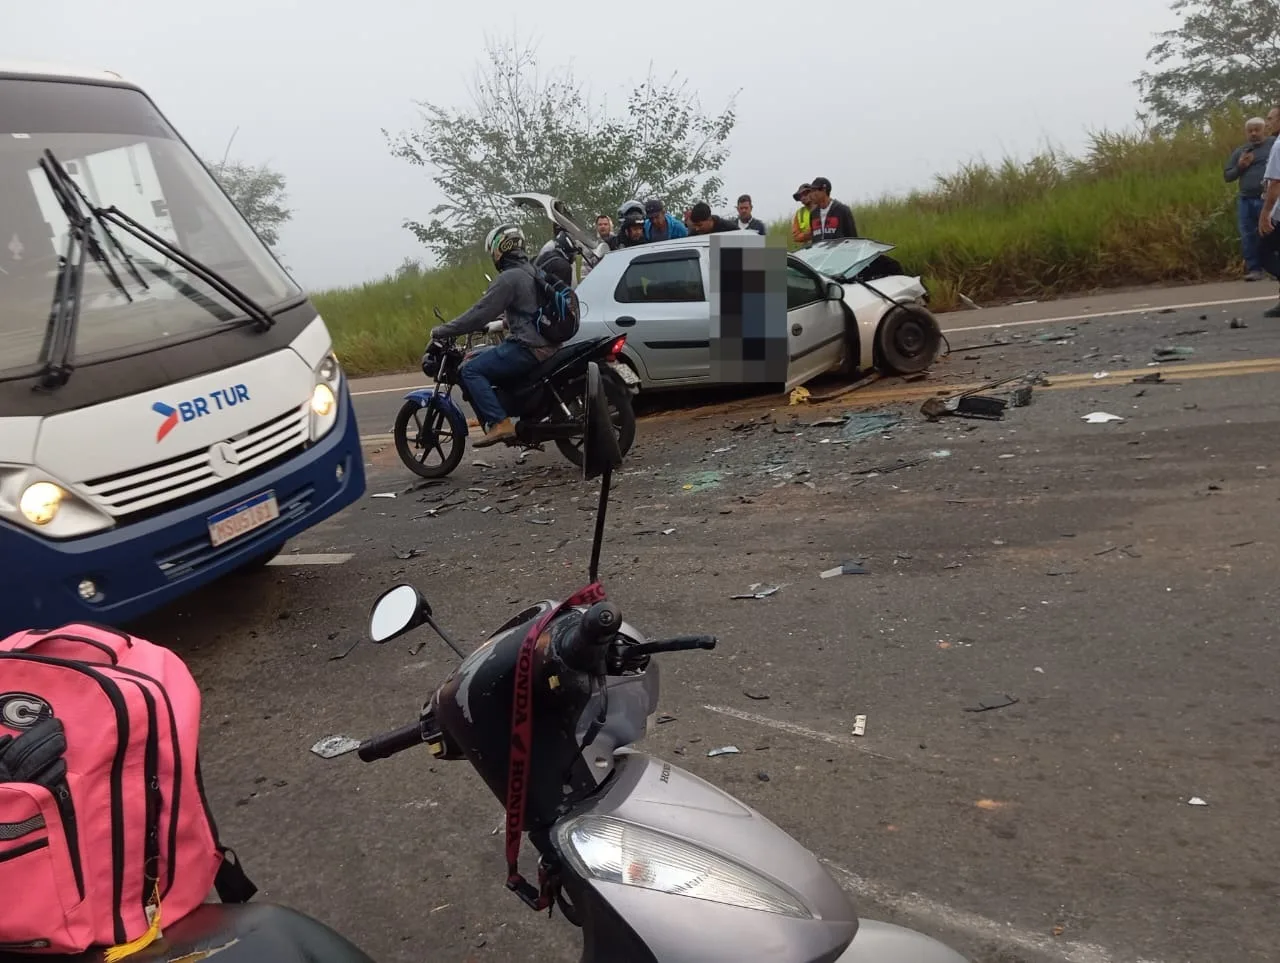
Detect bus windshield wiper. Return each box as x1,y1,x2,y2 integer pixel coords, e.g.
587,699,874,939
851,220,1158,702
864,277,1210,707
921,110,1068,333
41,149,276,334
33,153,133,390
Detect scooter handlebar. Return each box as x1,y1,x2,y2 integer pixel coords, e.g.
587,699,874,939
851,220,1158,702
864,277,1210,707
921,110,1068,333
357,721,424,761
555,601,623,673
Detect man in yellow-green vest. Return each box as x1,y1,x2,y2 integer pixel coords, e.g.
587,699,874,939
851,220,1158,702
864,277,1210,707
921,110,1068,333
791,183,813,244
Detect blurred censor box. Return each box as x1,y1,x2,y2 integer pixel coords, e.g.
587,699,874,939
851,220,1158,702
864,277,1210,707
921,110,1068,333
709,232,788,384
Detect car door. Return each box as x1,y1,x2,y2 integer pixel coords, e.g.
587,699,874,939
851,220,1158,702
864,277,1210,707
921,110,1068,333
784,258,846,390
608,248,710,384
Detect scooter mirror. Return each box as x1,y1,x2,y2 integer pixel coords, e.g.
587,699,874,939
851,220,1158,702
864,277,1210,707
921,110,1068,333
582,361,623,480
369,584,430,644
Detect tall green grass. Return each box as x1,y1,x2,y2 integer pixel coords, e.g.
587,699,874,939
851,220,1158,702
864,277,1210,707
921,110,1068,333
318,107,1258,377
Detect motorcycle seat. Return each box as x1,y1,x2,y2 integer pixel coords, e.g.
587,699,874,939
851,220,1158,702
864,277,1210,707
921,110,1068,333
0,903,377,963
525,338,614,383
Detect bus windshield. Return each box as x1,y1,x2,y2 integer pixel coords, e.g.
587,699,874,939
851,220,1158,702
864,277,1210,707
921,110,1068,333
0,77,302,378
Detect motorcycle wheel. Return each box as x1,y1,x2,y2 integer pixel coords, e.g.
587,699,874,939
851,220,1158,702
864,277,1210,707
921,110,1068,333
555,369,637,469
394,397,467,478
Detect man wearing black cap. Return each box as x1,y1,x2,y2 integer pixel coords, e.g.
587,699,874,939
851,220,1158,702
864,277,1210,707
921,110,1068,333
791,183,813,244
807,177,858,241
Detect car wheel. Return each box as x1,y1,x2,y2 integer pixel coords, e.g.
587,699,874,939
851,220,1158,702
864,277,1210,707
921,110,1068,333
876,303,941,375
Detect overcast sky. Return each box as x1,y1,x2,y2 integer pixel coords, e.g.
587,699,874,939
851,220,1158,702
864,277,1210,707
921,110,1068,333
4,0,1177,291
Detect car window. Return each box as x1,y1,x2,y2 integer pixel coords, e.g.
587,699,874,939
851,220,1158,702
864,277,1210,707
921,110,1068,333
615,255,705,303
786,264,825,310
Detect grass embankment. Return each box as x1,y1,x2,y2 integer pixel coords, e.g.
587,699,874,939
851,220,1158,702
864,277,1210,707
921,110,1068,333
318,108,1255,377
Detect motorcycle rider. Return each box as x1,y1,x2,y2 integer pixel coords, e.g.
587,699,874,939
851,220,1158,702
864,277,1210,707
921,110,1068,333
616,210,648,248
430,224,552,448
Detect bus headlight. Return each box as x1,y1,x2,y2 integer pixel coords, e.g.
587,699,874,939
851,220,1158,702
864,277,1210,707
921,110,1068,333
20,482,64,525
311,383,336,417
309,351,342,441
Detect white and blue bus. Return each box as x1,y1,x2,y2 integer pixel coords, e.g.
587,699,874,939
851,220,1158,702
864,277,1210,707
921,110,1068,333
0,62,366,632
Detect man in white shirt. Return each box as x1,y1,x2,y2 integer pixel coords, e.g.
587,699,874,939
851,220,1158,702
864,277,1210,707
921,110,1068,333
1257,103,1280,317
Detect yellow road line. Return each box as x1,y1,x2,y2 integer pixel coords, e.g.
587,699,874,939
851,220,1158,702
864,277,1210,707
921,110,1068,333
836,357,1280,407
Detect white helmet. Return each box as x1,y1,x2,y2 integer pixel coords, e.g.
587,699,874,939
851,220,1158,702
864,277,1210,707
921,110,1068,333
483,223,526,265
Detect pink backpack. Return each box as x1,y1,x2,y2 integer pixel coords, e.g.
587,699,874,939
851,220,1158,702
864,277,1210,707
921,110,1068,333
0,623,255,957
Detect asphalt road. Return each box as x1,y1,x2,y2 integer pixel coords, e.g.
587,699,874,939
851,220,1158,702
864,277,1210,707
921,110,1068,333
127,286,1280,963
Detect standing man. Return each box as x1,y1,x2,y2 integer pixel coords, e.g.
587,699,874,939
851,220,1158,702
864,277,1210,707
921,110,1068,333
1255,104,1280,317
806,177,858,241
581,214,616,279
734,194,767,234
1225,117,1273,281
643,197,689,242
791,183,813,244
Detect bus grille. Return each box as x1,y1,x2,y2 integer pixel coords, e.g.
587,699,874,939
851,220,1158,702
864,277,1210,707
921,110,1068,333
81,404,310,517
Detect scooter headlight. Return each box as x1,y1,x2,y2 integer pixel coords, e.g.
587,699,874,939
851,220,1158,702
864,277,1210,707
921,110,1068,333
553,815,812,919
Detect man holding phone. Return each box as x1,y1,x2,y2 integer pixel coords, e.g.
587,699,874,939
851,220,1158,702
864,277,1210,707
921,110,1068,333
1226,116,1273,281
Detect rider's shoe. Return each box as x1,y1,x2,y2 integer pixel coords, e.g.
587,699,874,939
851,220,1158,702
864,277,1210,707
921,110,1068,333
474,418,516,448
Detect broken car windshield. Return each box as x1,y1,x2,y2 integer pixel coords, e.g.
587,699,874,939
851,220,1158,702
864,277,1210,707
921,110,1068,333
792,238,896,281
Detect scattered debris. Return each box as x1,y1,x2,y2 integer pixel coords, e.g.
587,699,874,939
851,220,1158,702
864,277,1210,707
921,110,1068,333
1152,346,1196,362
1033,666,1045,674
711,446,734,454
310,736,360,758
1187,796,1209,807
852,715,867,737
842,412,901,440
525,517,554,525
1230,317,1248,329
789,386,811,405
974,799,1010,810
1082,412,1124,424
1092,371,1110,380
743,691,770,701
662,528,677,536
682,470,723,493
821,560,870,578
408,640,429,657
656,713,678,725
327,639,361,662
756,772,771,782
931,449,952,458
963,694,1019,713
707,746,741,758
732,584,781,600
921,394,1007,421
805,416,848,429
1132,372,1168,385
371,492,397,499
1007,385,1034,408
472,459,495,468
1174,328,1207,337
393,547,425,560
1046,565,1079,576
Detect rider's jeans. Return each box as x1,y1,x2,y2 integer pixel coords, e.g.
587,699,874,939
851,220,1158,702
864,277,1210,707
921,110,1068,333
459,340,540,428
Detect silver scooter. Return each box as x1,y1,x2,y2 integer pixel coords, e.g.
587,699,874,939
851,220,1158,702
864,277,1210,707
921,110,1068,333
322,364,969,963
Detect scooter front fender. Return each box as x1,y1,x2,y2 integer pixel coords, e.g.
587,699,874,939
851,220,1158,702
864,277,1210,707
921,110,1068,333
834,919,968,963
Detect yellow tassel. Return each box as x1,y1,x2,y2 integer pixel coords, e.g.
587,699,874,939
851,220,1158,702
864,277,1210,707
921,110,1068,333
103,886,162,963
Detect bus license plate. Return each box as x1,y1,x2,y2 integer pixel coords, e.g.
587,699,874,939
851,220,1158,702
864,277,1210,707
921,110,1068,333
207,491,280,547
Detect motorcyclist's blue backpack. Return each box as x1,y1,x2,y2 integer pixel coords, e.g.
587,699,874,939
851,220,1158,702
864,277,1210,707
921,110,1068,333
523,256,580,344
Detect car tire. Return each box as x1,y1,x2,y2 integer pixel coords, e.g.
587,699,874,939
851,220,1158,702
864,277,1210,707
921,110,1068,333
876,303,941,375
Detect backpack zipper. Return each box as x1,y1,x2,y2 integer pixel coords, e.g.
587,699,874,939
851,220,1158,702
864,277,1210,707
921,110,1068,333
53,781,85,899
107,665,183,897
0,653,130,944
118,679,162,917
0,836,48,862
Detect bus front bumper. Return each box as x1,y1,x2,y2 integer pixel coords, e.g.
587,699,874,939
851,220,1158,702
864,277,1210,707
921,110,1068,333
0,390,366,634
